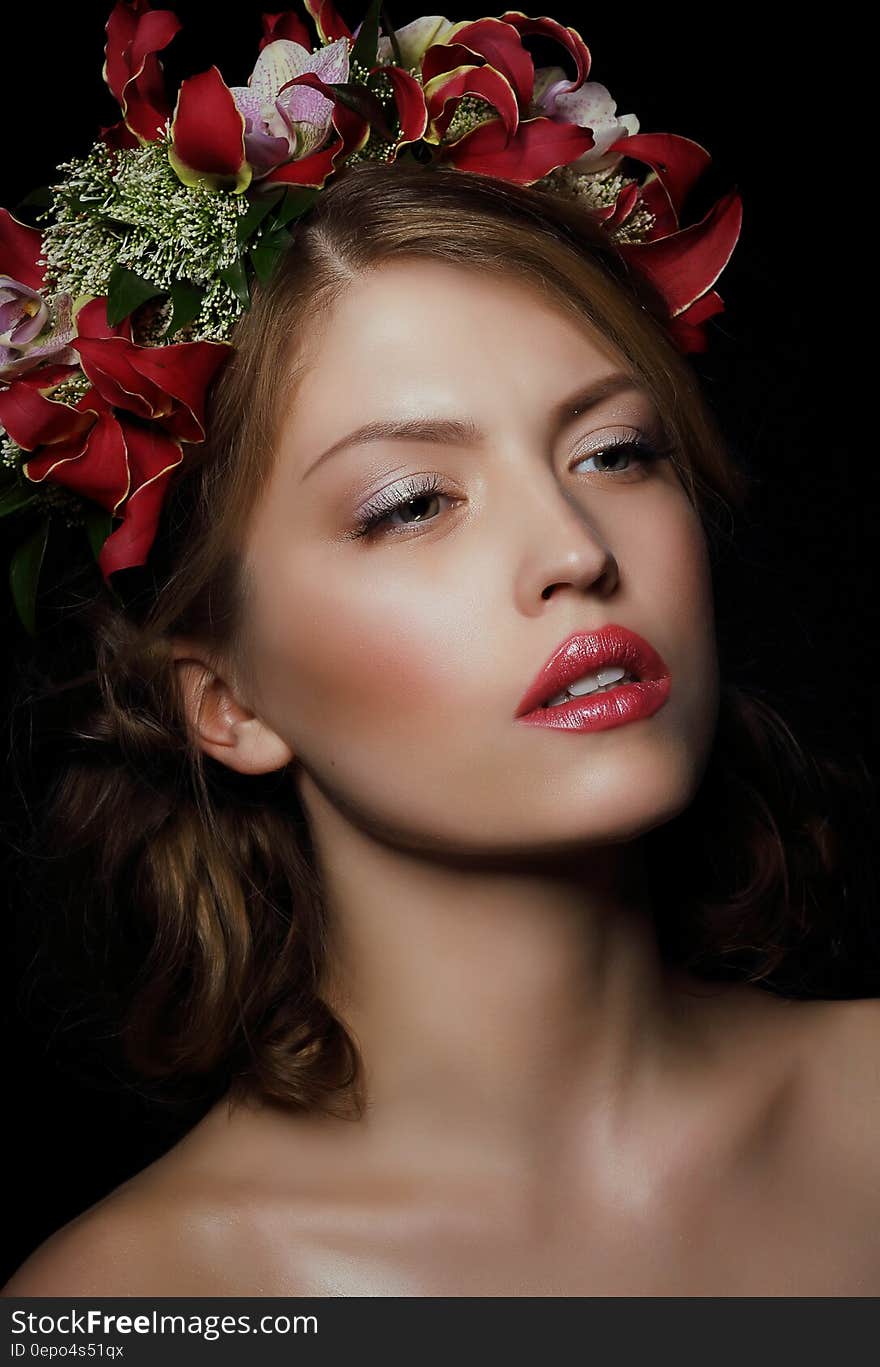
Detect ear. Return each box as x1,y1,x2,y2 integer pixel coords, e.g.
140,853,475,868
171,640,293,775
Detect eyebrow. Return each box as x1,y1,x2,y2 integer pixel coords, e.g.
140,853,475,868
300,371,641,481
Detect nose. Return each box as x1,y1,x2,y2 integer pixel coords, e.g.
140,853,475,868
514,474,619,614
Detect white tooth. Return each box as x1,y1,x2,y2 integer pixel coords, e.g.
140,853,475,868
542,668,635,708
567,671,603,697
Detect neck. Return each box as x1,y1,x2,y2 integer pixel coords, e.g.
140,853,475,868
305,775,700,1183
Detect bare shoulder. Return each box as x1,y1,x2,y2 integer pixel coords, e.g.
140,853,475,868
0,1160,245,1298
781,995,880,1190
2,1101,287,1297
691,982,880,1181
3,1199,174,1298
716,981,880,1096
798,995,880,1113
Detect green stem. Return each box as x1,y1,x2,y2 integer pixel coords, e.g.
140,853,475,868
380,4,405,68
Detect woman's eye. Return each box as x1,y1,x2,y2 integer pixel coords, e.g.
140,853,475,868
573,437,669,477
350,474,453,539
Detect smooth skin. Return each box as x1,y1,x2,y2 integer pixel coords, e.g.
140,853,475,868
5,260,879,1296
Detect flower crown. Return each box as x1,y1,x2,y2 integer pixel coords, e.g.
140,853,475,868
0,0,742,632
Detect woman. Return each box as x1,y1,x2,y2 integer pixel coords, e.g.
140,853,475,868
3,156,878,1297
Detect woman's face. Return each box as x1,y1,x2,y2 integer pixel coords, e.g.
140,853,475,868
238,258,720,856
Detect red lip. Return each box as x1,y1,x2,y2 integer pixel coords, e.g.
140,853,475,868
514,623,672,730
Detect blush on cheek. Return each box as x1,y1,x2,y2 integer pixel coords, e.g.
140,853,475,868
345,621,461,724
255,596,457,745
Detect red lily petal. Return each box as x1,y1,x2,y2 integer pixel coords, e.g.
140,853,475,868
261,139,348,187
10,361,81,392
635,175,680,238
439,115,594,184
379,66,429,146
103,0,181,143
260,11,313,51
421,40,487,85
499,11,591,93
75,297,133,343
617,188,743,317
73,335,164,419
0,209,45,290
666,289,726,355
126,339,231,443
301,0,352,44
425,64,520,143
272,69,344,103
0,377,94,449
609,133,711,221
22,430,98,494
25,404,130,513
70,294,228,441
98,422,184,577
104,0,143,101
100,119,141,150
604,180,640,228
424,18,535,105
168,67,251,192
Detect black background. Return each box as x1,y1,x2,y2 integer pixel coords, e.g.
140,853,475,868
2,2,874,1281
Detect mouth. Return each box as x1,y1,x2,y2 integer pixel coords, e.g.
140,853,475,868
539,666,641,710
514,623,671,723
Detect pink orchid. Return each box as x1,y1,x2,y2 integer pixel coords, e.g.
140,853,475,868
229,37,351,177
0,211,78,380
0,284,78,380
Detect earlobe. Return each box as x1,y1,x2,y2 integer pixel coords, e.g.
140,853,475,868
172,650,294,776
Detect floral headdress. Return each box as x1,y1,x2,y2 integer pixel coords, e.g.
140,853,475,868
0,0,742,631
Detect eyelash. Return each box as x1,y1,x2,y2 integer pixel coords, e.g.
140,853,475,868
348,435,674,539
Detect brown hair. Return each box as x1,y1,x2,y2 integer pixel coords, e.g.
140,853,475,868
10,161,876,1126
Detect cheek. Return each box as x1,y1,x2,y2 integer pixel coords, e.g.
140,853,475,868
663,501,716,650
244,542,468,749
639,492,719,745
630,487,711,604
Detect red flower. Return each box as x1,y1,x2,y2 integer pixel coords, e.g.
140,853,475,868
379,12,742,351
168,66,252,193
260,10,314,51
0,299,229,578
102,0,182,147
600,133,744,355
302,1,353,45
0,208,46,291
418,12,595,183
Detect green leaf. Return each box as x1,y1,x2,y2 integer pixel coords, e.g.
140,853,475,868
249,230,290,286
0,484,37,518
351,0,382,68
165,281,206,338
236,191,284,245
14,185,53,219
219,257,251,308
84,506,113,563
106,265,164,327
273,186,321,229
9,517,50,636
